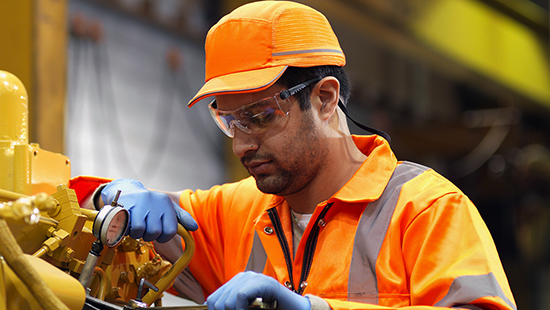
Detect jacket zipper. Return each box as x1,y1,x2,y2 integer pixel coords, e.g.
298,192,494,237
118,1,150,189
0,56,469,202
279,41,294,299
267,202,334,295
267,208,296,292
296,202,333,295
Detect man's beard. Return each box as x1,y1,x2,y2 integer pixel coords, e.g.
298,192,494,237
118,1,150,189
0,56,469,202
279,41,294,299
240,113,326,196
248,156,313,196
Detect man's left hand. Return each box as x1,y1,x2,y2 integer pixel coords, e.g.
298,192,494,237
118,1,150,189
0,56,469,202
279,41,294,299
207,272,311,310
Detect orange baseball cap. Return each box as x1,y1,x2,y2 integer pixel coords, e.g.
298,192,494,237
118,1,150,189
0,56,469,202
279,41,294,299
187,1,346,107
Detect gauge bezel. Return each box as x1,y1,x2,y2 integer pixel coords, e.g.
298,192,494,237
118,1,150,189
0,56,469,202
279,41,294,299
92,205,129,247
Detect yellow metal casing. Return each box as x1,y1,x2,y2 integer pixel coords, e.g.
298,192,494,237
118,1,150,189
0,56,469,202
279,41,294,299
46,185,87,264
0,0,68,153
0,70,71,255
0,70,70,197
1,254,85,310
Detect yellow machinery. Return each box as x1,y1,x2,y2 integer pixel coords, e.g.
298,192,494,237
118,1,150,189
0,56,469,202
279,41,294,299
0,70,195,309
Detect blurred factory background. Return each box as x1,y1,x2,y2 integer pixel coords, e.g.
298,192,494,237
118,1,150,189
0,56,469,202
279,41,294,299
0,0,549,308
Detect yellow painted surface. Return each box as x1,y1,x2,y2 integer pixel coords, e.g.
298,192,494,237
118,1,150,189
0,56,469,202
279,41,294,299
0,0,68,153
0,257,5,310
0,0,34,101
0,71,28,145
410,0,550,106
29,144,71,195
33,0,68,154
2,254,85,310
0,71,30,194
0,71,71,196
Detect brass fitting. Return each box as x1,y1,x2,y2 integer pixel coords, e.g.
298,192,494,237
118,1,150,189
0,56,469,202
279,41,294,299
111,287,122,299
119,236,141,253
38,229,71,255
0,192,59,224
136,254,165,279
119,270,135,284
63,248,75,260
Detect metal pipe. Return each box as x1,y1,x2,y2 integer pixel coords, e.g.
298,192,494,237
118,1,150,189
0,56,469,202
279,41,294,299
79,208,98,220
92,267,107,301
142,224,195,305
32,246,49,258
78,252,101,291
78,240,104,292
0,188,27,201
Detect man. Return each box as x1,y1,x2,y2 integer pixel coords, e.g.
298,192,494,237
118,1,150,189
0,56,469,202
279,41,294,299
72,1,516,309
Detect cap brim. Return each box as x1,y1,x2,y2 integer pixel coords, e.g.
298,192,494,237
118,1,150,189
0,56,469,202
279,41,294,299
187,66,288,107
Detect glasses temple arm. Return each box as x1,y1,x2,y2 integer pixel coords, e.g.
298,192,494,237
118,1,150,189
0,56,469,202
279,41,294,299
280,78,323,100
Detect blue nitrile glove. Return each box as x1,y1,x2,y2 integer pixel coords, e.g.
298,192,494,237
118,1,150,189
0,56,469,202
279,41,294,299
101,178,198,243
207,271,311,310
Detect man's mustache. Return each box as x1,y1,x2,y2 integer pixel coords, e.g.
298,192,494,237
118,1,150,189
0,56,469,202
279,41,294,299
240,152,273,166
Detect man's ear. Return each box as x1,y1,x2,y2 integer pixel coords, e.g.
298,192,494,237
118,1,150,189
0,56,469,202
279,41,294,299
311,77,340,121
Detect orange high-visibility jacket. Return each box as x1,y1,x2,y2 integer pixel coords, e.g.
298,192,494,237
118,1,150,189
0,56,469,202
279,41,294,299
70,135,516,310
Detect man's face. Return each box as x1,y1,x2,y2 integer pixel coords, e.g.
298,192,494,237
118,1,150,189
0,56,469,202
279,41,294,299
214,84,328,196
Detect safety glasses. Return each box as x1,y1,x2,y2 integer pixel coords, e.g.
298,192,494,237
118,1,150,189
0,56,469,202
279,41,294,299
208,78,321,138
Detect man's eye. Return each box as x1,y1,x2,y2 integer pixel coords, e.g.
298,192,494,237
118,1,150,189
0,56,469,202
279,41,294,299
253,107,274,119
252,108,275,125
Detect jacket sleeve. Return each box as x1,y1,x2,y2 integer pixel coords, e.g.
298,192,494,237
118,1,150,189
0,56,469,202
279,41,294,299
177,177,268,299
402,187,515,309
68,175,113,208
324,173,517,310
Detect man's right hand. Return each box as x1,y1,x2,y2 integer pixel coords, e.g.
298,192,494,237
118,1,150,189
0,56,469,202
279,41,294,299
101,178,198,243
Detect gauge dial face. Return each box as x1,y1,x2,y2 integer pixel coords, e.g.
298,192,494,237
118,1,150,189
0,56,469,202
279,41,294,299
104,210,128,246
93,206,129,247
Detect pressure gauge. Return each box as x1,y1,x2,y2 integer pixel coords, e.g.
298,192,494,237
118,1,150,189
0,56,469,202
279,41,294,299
92,205,129,247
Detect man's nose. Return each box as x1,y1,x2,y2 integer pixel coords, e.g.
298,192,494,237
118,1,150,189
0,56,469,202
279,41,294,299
232,128,258,158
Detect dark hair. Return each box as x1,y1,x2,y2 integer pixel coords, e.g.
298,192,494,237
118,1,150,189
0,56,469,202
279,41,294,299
276,66,351,110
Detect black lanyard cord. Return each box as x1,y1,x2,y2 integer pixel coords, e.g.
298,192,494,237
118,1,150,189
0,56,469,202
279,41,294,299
338,100,391,143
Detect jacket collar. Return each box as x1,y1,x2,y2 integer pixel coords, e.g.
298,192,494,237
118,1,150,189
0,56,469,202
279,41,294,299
264,135,397,210
329,135,397,203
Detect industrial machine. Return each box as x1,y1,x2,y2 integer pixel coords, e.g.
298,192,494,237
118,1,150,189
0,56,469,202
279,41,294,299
0,70,195,310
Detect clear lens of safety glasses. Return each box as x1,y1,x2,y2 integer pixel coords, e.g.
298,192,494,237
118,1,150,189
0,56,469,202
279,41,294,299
208,94,292,138
208,77,322,138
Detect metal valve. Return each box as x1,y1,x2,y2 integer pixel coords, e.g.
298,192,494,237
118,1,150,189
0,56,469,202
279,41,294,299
124,278,159,309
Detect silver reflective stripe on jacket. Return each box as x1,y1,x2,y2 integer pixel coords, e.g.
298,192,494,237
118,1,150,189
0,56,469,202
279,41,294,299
246,231,268,273
435,273,517,310
348,161,428,303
